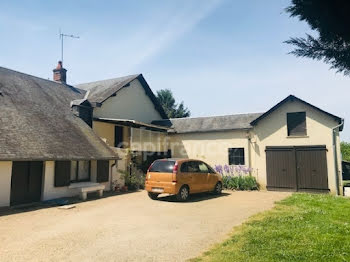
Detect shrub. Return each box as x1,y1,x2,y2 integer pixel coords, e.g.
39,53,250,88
222,175,259,191
119,167,145,190
341,141,350,161
216,164,259,191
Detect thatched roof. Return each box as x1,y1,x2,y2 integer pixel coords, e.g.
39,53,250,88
152,113,263,134
0,67,117,160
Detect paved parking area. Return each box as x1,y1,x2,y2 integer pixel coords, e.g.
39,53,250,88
0,190,290,262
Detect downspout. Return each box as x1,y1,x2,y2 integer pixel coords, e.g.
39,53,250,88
332,119,344,196
247,131,252,170
110,159,118,191
130,127,133,151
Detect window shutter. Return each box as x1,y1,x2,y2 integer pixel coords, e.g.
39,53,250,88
97,160,109,182
55,161,71,187
287,112,306,136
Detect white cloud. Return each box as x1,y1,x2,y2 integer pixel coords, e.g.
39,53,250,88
129,0,225,69
66,0,225,82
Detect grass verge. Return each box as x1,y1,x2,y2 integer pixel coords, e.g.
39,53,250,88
191,193,350,262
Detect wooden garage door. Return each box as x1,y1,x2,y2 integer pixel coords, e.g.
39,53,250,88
296,147,328,190
266,147,297,190
266,146,328,192
11,161,43,206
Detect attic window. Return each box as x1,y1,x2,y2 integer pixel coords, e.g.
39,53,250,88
287,112,306,136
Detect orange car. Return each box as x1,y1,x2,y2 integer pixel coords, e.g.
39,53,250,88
145,159,222,201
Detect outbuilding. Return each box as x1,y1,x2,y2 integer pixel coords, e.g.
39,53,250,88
155,95,344,194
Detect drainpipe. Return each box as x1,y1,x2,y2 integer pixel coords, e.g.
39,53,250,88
332,119,344,196
110,159,118,191
130,127,133,150
246,131,252,169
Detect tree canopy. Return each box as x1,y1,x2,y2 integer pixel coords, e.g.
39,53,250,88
156,89,190,118
341,142,350,161
285,0,350,75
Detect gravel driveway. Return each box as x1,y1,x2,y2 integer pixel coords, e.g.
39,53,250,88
0,190,290,262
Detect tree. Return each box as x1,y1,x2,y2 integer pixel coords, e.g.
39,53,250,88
285,0,350,75
156,89,190,118
341,142,350,161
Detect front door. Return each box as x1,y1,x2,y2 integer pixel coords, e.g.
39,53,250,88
11,161,43,205
266,147,297,190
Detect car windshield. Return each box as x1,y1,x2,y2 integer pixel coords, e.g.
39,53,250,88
149,160,175,173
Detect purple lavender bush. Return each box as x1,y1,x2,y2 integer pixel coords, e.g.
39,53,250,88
215,164,258,190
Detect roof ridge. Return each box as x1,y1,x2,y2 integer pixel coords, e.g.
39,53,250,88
167,112,263,121
250,94,343,130
76,74,140,86
0,66,73,88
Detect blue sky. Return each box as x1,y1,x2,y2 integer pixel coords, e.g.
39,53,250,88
0,0,349,141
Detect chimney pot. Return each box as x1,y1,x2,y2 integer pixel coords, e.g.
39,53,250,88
53,61,67,84
56,61,63,69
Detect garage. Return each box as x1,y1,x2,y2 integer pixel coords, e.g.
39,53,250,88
266,146,328,192
10,161,43,205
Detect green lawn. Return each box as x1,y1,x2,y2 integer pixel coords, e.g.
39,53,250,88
192,194,350,262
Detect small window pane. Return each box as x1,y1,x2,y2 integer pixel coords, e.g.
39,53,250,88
149,160,175,173
71,161,77,181
78,161,90,181
228,148,245,165
206,163,216,173
198,162,209,173
188,161,200,173
181,161,203,173
70,160,90,182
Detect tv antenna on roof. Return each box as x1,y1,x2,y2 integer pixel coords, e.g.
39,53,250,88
59,29,80,65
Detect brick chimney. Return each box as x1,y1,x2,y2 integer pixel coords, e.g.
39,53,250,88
53,61,67,84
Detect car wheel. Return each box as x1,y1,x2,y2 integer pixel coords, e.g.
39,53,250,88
213,182,222,194
148,192,159,200
176,186,189,201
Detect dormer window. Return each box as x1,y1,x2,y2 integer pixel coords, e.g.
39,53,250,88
287,112,307,136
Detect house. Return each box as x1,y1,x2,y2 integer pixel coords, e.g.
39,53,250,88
0,62,345,208
0,64,118,207
76,74,172,176
154,95,344,194
75,68,344,195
